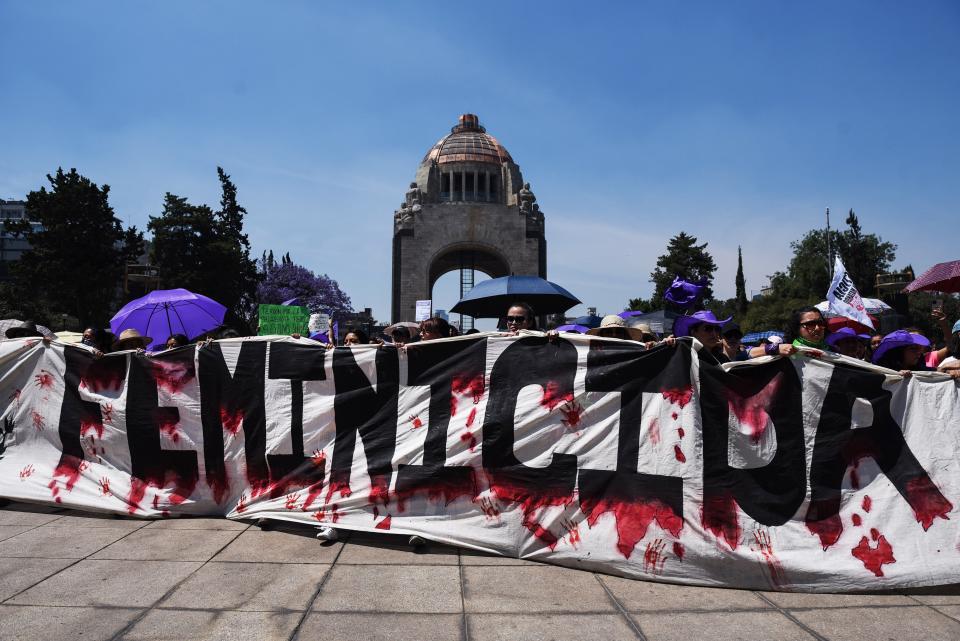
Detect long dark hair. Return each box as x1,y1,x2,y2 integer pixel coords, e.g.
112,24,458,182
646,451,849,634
875,347,908,371
784,306,824,344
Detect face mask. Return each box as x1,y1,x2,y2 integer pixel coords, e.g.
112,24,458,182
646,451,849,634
82,337,97,347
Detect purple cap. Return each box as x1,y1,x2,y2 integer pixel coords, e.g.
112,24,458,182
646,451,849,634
674,310,733,338
871,330,931,364
826,327,871,348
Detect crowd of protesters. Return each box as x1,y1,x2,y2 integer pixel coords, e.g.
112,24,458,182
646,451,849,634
5,300,960,381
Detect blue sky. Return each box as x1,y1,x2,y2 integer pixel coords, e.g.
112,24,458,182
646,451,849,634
1,2,958,324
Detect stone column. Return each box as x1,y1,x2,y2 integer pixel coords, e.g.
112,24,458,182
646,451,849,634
473,170,478,201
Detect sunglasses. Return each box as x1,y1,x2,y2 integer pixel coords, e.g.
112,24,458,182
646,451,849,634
694,324,722,334
505,316,528,323
800,320,826,329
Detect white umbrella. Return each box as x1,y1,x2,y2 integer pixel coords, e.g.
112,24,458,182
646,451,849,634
816,298,891,317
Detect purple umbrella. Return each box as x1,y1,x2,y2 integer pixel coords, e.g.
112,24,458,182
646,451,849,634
110,288,227,350
555,324,590,333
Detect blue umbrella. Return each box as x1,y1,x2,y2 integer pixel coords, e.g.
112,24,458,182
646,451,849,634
572,314,603,329
742,330,784,346
449,275,581,318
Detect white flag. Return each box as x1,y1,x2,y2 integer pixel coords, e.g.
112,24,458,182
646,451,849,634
827,256,875,329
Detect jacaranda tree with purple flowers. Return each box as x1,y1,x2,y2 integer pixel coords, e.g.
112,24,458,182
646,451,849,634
257,254,353,317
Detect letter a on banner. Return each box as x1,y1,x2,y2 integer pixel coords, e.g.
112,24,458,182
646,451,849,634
827,257,875,330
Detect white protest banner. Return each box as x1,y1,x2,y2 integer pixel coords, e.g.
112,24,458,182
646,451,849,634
827,257,875,329
1,335,958,592
309,313,329,334
415,300,432,321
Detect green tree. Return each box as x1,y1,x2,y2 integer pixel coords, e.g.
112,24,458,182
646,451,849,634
148,193,218,295
8,168,143,327
735,246,748,315
649,232,718,309
208,167,259,325
834,209,897,297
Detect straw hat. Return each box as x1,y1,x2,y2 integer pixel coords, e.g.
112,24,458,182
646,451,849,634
112,328,152,351
587,315,651,342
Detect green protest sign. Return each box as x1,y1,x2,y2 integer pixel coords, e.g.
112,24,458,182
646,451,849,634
258,304,311,336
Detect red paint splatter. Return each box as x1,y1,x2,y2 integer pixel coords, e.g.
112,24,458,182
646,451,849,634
662,385,693,408
99,477,110,495
80,359,126,393
300,481,325,511
905,476,953,530
806,512,844,550
284,493,299,510
220,407,243,435
395,472,479,513
408,414,423,429
862,495,872,513
726,372,783,443
852,513,862,527
325,479,353,504
375,515,392,530
673,541,685,561
870,527,880,541
559,401,583,429
580,496,684,559
80,416,104,439
34,369,54,389
466,407,477,428
151,359,195,395
102,402,114,422
235,493,248,513
315,503,343,524
702,493,741,550
368,475,391,507
488,476,574,549
460,430,477,452
562,518,581,548
311,449,326,467
207,469,230,504
47,456,87,503
156,412,180,444
643,538,668,575
671,411,679,421
450,374,485,416
31,410,45,431
648,417,661,445
19,464,34,479
753,530,787,587
852,534,896,577
125,472,196,515
476,496,501,522
540,381,574,412
673,444,687,463
677,427,685,438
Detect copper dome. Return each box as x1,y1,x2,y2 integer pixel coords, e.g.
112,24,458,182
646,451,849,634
422,114,513,166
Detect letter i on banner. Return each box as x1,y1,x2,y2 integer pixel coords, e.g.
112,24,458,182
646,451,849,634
827,257,875,330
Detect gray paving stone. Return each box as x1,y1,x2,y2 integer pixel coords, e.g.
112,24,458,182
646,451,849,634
299,612,462,641
313,565,462,613
337,539,459,565
90,527,240,561
160,561,329,611
141,516,250,530
760,589,916,609
468,613,638,641
7,559,202,607
0,604,142,641
634,610,816,641
212,528,342,563
0,524,35,542
601,576,772,612
933,605,960,621
900,584,960,605
0,523,130,558
463,566,614,613
789,605,960,641
459,549,542,566
45,512,152,530
122,609,300,641
0,557,77,601
0,506,64,526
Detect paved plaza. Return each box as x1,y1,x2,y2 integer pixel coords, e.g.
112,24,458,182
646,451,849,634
2,500,960,641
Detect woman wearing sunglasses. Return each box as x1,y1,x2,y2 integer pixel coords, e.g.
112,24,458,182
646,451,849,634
786,306,831,352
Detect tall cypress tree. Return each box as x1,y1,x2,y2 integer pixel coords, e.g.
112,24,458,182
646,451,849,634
735,245,748,314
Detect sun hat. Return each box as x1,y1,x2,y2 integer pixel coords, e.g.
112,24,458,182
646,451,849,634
624,320,658,341
826,327,871,348
871,330,931,365
766,335,783,345
112,328,153,351
673,311,732,338
587,314,650,341
4,320,45,339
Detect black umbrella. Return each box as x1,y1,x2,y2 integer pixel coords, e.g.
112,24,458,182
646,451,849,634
450,275,581,318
